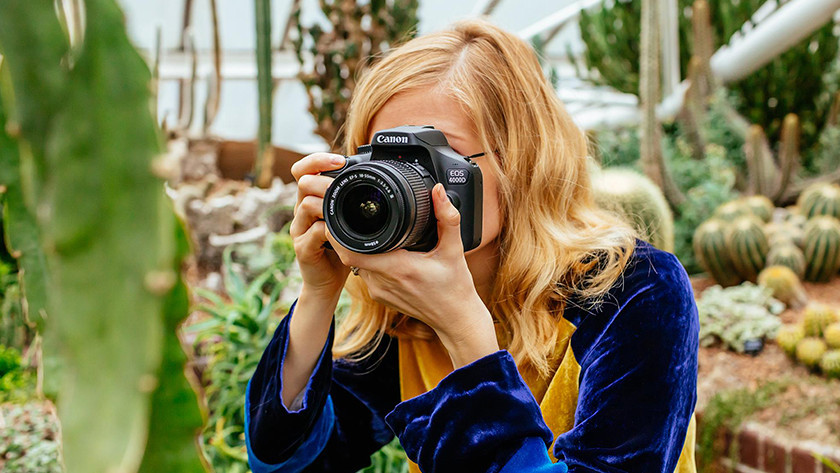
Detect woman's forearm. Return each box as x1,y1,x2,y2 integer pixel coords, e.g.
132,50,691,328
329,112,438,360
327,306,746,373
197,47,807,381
281,285,342,407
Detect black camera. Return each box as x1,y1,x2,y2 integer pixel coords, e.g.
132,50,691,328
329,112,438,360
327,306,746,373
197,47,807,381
321,125,482,254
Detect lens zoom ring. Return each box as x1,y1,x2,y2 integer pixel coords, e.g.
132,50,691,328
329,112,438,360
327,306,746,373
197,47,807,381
383,160,432,248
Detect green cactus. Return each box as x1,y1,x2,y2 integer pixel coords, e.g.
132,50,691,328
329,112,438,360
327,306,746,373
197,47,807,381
714,200,750,222
824,322,840,349
765,243,806,279
820,350,840,379
740,195,774,223
591,168,675,252
803,302,838,337
757,265,807,309
0,0,205,471
798,182,840,220
803,216,840,282
254,0,273,187
776,323,805,357
764,222,805,249
693,218,742,286
796,337,828,370
725,215,769,282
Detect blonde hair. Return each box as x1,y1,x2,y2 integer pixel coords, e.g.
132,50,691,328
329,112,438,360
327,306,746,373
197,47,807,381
333,19,638,378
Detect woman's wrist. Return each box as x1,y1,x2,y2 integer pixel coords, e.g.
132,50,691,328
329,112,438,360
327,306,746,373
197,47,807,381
434,295,500,369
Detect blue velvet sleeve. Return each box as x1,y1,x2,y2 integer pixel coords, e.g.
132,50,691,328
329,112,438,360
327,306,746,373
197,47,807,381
246,300,401,473
553,249,700,472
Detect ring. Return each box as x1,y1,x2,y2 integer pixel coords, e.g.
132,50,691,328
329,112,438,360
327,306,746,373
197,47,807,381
350,266,360,276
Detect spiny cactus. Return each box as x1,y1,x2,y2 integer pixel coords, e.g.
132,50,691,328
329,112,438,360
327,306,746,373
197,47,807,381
726,215,769,282
757,265,807,309
820,350,840,379
740,195,774,223
591,168,675,252
803,216,840,282
798,182,840,220
765,244,806,280
824,322,840,349
693,218,742,286
803,303,838,337
714,201,749,222
776,323,805,357
796,337,828,370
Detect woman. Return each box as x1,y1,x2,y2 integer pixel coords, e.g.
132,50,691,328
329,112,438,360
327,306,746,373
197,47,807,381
246,18,699,473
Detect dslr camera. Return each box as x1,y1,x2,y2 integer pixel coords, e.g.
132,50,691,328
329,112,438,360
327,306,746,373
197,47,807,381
322,125,482,254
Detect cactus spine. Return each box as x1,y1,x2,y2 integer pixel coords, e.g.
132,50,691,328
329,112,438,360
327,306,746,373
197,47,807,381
591,168,675,252
757,265,807,309
798,182,840,220
819,350,840,379
726,215,769,282
776,324,805,357
796,337,828,369
803,216,840,282
765,244,806,280
693,218,742,286
824,322,840,349
803,303,838,337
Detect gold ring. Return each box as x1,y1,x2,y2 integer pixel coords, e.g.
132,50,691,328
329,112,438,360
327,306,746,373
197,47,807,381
350,266,360,276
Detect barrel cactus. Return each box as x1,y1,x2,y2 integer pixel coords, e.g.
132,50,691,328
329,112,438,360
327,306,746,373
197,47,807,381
757,265,807,308
802,216,840,282
714,201,750,222
824,322,840,349
776,323,805,356
764,222,805,249
821,350,840,378
765,244,806,279
803,302,838,337
726,215,769,282
693,218,741,286
740,195,774,223
796,337,828,369
591,168,675,252
798,182,840,220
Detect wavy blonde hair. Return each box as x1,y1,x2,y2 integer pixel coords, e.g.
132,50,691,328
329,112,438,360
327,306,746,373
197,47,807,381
333,18,638,378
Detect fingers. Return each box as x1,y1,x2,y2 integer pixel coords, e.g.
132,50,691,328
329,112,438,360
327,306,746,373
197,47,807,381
291,153,346,181
431,184,464,256
290,195,325,238
294,173,333,214
293,220,329,264
326,229,407,274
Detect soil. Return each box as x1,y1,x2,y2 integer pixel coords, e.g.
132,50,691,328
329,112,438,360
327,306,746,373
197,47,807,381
692,276,840,448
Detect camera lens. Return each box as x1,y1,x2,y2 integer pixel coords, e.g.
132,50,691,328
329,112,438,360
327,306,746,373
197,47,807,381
342,184,389,237
324,160,436,253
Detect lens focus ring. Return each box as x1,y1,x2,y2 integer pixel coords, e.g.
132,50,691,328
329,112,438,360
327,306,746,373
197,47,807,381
382,160,433,249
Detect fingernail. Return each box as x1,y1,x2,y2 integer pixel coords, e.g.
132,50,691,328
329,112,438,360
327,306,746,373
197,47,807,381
331,155,345,165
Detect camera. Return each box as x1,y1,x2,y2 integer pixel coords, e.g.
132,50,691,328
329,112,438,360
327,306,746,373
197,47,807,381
321,125,482,254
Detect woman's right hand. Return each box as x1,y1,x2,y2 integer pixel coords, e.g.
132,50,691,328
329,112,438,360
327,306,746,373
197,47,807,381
290,153,351,298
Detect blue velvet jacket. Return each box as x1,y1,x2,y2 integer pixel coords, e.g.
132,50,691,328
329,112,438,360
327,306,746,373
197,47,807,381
245,240,700,473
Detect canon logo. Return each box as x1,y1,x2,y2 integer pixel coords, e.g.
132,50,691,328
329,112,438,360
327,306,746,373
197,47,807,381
376,134,408,144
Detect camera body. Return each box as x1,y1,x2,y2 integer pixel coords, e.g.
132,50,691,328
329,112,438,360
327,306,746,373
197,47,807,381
322,125,482,254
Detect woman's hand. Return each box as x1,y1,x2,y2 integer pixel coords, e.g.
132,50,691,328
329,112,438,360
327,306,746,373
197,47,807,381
326,183,499,367
290,153,352,298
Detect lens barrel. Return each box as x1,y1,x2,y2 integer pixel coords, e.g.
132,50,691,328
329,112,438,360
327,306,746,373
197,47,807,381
324,160,436,253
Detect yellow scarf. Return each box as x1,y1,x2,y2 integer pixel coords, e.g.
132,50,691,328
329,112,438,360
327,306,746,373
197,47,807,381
397,319,696,473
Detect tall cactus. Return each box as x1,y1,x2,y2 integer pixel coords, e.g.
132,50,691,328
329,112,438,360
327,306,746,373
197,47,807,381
0,1,206,471
254,0,273,187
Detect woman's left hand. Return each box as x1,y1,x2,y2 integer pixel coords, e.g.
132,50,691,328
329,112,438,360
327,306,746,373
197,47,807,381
326,183,500,367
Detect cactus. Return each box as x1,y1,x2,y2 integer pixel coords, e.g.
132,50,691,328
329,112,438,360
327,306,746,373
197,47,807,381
798,182,840,220
776,323,805,357
764,222,805,249
714,200,749,222
591,168,675,252
0,0,205,470
796,337,828,370
693,218,742,286
820,350,840,379
740,195,774,223
803,303,838,337
254,0,273,187
765,243,806,279
726,215,769,282
803,216,840,282
824,322,840,349
757,265,807,309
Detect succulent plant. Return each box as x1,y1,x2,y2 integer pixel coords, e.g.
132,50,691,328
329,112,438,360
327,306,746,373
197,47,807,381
776,323,805,357
820,350,840,379
798,182,840,220
726,215,769,282
714,201,750,222
823,322,840,349
765,243,806,279
694,218,742,286
803,216,840,282
696,283,783,353
764,222,805,249
796,337,828,369
803,303,838,337
740,195,774,223
757,265,807,308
